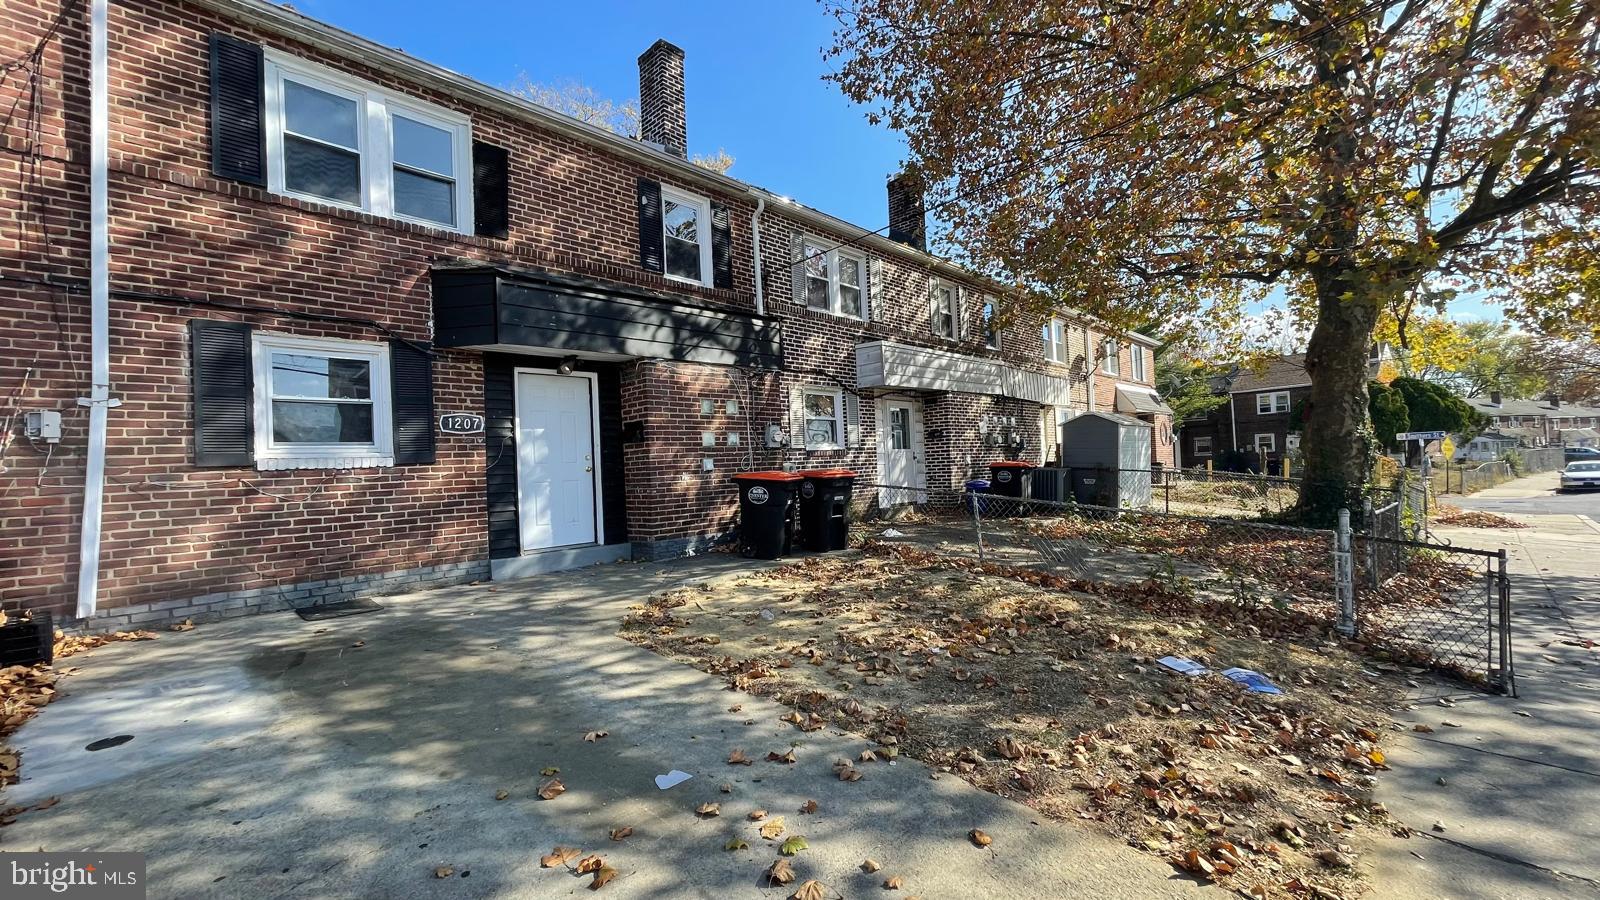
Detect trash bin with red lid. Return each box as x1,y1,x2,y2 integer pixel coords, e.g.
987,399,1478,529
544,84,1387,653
796,469,858,552
731,471,804,559
987,461,1036,498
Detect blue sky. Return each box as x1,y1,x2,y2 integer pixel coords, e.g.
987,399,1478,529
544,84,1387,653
293,0,907,231
292,0,1498,335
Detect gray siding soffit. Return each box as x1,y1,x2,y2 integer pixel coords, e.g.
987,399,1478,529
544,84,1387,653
854,340,1074,406
432,265,781,368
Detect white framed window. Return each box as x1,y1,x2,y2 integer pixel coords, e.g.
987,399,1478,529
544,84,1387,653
661,184,714,287
982,299,1000,349
800,238,866,319
1042,317,1066,362
931,280,958,339
1099,338,1120,375
1254,433,1276,454
802,387,845,450
264,52,473,233
1192,435,1213,457
1130,345,1148,382
251,332,393,469
1256,391,1291,414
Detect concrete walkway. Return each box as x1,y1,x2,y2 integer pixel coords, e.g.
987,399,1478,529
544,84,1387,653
1,557,1208,899
1370,480,1600,899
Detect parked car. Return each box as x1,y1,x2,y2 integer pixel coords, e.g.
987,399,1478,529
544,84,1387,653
1559,461,1600,492
1565,446,1600,462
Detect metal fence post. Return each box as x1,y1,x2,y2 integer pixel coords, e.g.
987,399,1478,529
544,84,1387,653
1334,508,1356,636
1361,498,1379,588
970,492,986,564
1498,549,1516,697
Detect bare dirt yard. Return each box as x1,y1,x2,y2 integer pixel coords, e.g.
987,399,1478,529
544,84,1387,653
623,540,1416,900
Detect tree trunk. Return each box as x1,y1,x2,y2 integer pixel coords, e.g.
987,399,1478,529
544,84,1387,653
1296,273,1384,525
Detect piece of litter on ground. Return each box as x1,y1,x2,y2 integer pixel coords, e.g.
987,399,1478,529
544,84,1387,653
1221,667,1283,695
655,770,693,790
881,528,905,538
759,609,776,621
1157,656,1208,676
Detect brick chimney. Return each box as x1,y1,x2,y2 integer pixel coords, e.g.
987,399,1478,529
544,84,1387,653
638,39,687,158
887,171,927,251
1549,394,1562,408
1489,390,1502,406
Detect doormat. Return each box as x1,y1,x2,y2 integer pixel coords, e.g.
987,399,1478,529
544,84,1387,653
295,598,385,621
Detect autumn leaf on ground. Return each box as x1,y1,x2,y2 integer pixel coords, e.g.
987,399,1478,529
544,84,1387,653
540,766,561,776
575,855,605,874
494,789,509,801
749,809,768,821
695,802,721,817
434,866,454,879
861,858,881,873
725,837,750,851
799,799,818,814
969,829,992,847
791,880,827,900
171,619,195,632
728,748,753,766
584,730,609,742
767,749,798,764
884,874,905,889
540,846,582,868
766,858,796,886
537,778,566,800
591,865,618,890
759,816,786,840
609,826,633,841
780,835,809,855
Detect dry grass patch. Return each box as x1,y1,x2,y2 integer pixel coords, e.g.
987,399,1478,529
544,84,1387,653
623,544,1410,899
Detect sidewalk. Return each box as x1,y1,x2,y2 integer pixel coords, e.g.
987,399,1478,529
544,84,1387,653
1370,510,1600,899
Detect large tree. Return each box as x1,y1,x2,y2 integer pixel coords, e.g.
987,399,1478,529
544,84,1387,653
827,0,1600,522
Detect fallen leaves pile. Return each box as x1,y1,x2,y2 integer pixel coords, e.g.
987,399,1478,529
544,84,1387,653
622,547,1412,899
1433,510,1527,529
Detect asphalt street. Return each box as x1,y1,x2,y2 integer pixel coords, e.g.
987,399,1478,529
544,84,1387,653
1452,472,1600,518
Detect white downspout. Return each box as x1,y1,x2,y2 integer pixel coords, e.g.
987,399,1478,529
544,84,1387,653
749,194,766,316
1084,323,1095,413
1230,394,1239,451
76,0,116,620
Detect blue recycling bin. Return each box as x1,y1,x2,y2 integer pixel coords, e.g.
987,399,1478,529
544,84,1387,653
964,479,991,516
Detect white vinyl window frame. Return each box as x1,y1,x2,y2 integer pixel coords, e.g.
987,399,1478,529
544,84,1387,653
1192,435,1213,457
981,299,1000,349
660,184,715,288
1099,338,1121,375
799,236,867,320
930,279,959,340
251,332,394,470
1042,317,1066,362
1254,433,1276,454
801,386,846,451
1256,391,1292,414
263,51,474,234
1130,344,1148,382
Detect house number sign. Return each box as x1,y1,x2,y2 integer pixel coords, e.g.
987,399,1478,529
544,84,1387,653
439,413,486,435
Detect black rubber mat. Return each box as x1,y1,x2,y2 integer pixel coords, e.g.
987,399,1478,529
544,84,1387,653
295,598,384,621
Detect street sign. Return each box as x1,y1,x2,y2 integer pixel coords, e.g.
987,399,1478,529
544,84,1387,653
1395,430,1446,441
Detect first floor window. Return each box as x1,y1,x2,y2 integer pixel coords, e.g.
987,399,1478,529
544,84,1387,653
1254,433,1276,454
266,52,472,232
1192,435,1213,457
803,387,844,450
253,333,393,465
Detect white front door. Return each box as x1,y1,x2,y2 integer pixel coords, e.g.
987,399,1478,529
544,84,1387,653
877,397,926,507
515,371,598,551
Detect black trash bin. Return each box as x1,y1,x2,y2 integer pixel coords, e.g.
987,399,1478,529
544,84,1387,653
0,612,53,667
988,461,1035,498
1071,466,1115,506
796,469,857,552
731,471,804,559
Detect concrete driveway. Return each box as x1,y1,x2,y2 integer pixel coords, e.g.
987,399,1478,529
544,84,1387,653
2,556,1208,899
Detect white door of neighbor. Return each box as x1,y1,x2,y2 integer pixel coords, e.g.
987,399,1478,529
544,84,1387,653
515,371,598,552
877,398,926,506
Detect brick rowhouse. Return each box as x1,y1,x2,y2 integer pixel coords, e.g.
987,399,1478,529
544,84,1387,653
0,0,1172,629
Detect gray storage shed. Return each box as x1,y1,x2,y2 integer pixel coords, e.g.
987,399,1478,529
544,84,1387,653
1056,412,1153,507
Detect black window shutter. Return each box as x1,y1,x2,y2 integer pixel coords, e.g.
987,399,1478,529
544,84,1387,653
710,201,733,289
390,340,436,465
209,33,266,186
190,320,254,467
636,178,664,273
472,142,510,238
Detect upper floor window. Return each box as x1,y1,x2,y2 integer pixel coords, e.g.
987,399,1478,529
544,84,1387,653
264,53,472,233
1257,391,1291,414
1042,318,1066,362
982,300,1000,349
931,281,958,339
1099,338,1120,375
801,239,865,319
661,186,713,286
1130,344,1148,382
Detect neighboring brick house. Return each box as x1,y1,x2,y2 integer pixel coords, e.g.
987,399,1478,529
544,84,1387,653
1463,393,1600,449
0,0,1169,629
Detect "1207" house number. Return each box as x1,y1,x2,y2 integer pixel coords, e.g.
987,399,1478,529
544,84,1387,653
438,413,486,435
